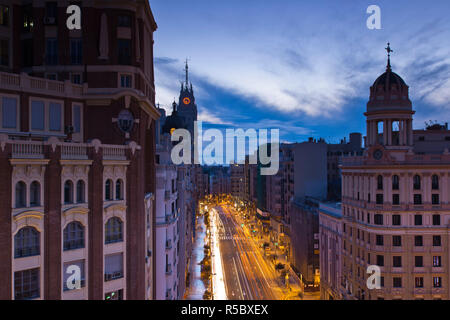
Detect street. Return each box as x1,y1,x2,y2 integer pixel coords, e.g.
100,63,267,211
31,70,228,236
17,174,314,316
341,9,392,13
214,205,298,300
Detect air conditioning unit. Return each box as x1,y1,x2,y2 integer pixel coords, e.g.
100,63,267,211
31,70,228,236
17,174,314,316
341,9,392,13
44,16,56,25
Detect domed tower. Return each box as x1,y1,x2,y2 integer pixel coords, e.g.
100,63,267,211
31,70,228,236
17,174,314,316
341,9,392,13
365,43,415,152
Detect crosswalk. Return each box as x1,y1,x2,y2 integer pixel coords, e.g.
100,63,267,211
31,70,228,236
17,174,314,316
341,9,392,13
218,234,248,241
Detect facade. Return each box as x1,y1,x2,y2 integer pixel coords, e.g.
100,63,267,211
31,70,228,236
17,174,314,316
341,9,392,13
0,0,159,300
288,140,327,289
319,202,343,300
340,51,450,300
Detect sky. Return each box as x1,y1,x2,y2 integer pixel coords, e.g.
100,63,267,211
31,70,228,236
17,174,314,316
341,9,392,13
150,0,450,145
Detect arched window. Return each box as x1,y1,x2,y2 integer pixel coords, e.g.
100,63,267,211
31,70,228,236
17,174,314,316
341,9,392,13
432,175,439,190
15,181,27,208
413,175,421,190
392,175,399,190
14,227,40,258
76,180,85,203
115,179,123,200
64,180,73,204
105,179,113,201
30,181,40,207
63,221,85,251
377,175,383,190
105,217,123,244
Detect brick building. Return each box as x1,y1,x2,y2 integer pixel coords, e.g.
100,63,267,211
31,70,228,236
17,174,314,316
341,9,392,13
0,0,159,300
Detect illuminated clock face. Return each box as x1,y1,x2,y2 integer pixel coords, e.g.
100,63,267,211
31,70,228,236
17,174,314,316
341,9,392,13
182,97,191,105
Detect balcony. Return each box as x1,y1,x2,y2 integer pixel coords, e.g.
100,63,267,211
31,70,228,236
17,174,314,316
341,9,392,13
104,271,124,282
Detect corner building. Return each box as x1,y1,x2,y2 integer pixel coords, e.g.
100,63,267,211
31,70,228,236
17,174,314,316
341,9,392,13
0,1,159,299
341,53,450,300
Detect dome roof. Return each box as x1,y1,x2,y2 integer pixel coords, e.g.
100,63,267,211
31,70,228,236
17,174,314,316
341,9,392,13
372,70,406,88
162,102,186,134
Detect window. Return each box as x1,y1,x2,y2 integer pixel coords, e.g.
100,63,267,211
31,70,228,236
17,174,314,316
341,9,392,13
433,277,442,288
367,213,370,224
376,194,383,205
433,235,441,247
31,101,45,131
105,179,113,201
63,260,85,291
376,255,384,266
23,5,34,32
432,175,439,190
63,222,85,251
118,39,131,65
118,15,131,27
22,39,33,67
392,235,401,247
413,175,421,190
0,5,9,26
0,39,8,66
70,38,82,64
46,73,57,81
433,214,441,226
432,194,440,205
72,104,82,134
376,235,384,246
14,227,40,258
15,181,26,208
377,175,383,190
29,181,40,207
105,289,124,300
392,194,399,205
120,74,132,88
71,73,82,84
105,217,123,244
415,256,423,267
393,256,402,268
393,277,402,288
14,268,40,300
76,180,85,203
115,179,123,200
415,235,423,247
49,103,62,131
1,96,17,129
392,175,399,190
45,38,58,65
45,2,57,20
64,180,73,204
374,214,383,225
413,194,422,205
415,277,424,288
105,253,123,281
392,214,401,225
433,256,442,267
414,214,422,226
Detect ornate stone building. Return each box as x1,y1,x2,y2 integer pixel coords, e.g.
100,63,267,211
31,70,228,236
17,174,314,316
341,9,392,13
340,45,450,300
0,0,159,300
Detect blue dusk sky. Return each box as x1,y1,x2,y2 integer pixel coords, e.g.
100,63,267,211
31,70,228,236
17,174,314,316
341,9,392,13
150,0,450,144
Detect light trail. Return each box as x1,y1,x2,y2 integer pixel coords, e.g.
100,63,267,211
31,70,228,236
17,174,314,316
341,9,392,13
211,208,227,300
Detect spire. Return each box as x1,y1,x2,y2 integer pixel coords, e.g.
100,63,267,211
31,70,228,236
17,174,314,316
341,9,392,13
185,59,189,87
385,42,393,71
172,100,177,113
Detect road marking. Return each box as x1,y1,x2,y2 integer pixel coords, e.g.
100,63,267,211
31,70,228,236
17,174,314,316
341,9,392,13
232,257,244,300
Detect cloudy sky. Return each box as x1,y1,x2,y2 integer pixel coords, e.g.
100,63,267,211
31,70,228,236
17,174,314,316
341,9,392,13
150,0,450,144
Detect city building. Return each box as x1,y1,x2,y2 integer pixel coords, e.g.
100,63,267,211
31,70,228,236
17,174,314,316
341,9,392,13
0,0,159,300
289,139,327,289
340,48,450,300
319,202,343,300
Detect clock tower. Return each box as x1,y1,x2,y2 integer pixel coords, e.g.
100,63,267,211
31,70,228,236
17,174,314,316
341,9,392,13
178,60,198,139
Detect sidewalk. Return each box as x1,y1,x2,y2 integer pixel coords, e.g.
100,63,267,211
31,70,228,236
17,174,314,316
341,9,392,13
184,216,207,300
